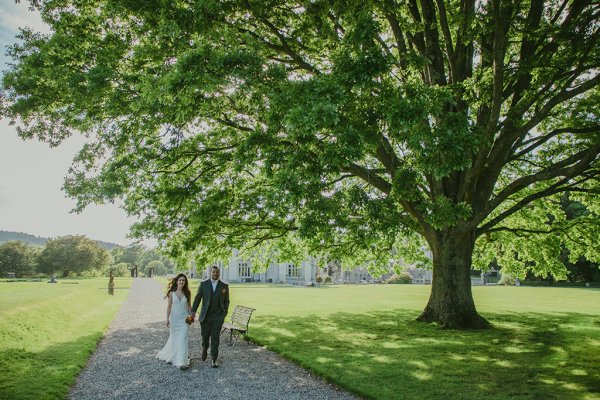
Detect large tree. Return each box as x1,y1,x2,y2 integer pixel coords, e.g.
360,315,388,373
0,241,38,277
37,236,110,277
2,0,599,328
117,245,144,266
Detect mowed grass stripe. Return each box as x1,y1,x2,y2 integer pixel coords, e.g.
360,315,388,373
0,278,132,400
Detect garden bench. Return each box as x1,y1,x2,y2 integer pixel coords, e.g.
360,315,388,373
220,305,255,346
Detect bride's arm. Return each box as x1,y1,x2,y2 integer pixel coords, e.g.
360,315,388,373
165,292,172,327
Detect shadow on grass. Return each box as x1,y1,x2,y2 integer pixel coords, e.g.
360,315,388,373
250,310,600,400
0,333,103,400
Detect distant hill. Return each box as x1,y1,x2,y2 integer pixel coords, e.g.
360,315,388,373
0,230,122,250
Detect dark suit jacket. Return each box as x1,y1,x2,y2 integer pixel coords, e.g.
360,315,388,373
192,279,230,322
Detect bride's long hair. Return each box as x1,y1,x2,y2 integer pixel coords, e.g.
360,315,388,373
164,273,192,308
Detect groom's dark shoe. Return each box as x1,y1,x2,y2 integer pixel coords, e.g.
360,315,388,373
211,359,218,368
201,348,208,362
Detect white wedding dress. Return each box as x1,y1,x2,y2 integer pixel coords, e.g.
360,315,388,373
157,292,190,368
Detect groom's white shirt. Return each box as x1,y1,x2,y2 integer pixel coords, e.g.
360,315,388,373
211,279,218,293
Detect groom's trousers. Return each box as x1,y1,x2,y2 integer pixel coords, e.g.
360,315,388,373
200,313,225,361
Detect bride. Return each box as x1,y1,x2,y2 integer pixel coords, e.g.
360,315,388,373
157,273,192,369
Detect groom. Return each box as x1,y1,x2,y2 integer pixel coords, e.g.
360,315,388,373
191,265,230,368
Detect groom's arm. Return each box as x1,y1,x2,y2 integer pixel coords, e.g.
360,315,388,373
223,283,230,316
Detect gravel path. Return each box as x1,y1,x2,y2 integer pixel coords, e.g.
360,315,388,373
69,279,360,400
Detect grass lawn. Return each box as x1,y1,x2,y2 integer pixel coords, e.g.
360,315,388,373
0,277,132,400
222,283,600,400
2,278,598,400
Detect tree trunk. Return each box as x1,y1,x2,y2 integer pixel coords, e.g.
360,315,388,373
62,270,70,278
417,229,490,329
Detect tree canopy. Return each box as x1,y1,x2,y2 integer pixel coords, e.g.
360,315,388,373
2,0,599,327
37,235,110,277
0,241,38,277
115,245,145,268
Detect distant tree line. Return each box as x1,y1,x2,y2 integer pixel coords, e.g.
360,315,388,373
0,230,121,250
0,235,175,278
0,231,47,246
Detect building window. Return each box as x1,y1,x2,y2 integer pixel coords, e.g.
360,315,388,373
287,263,300,278
238,262,251,278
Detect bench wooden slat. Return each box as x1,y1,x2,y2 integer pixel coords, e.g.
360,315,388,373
233,310,252,316
222,322,246,332
234,312,253,317
220,305,255,345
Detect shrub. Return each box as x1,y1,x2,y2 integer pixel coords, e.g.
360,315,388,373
498,274,516,286
324,276,332,284
104,263,130,277
385,273,412,284
146,260,167,276
316,276,323,283
78,269,102,278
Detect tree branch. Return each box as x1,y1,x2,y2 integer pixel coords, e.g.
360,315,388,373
384,11,409,72
233,23,319,74
243,0,321,75
215,114,254,132
476,70,599,208
433,0,456,82
486,0,510,135
151,154,199,174
406,0,428,57
475,146,600,234
512,126,600,161
489,144,600,212
343,163,392,194
419,0,447,85
508,0,544,110
520,73,600,134
375,133,401,175
322,174,354,187
486,218,587,236
453,0,475,81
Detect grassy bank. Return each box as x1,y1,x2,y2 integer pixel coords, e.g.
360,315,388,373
0,277,132,400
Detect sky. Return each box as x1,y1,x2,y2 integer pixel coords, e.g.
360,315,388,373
0,2,149,247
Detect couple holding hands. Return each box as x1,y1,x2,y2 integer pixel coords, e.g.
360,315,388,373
157,266,230,370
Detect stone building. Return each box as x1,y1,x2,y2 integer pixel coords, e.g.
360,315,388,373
187,249,433,285
188,249,319,285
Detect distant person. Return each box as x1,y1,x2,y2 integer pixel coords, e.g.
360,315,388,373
157,273,192,369
108,271,115,295
191,265,230,368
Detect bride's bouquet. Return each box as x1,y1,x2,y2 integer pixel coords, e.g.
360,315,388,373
185,315,195,325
